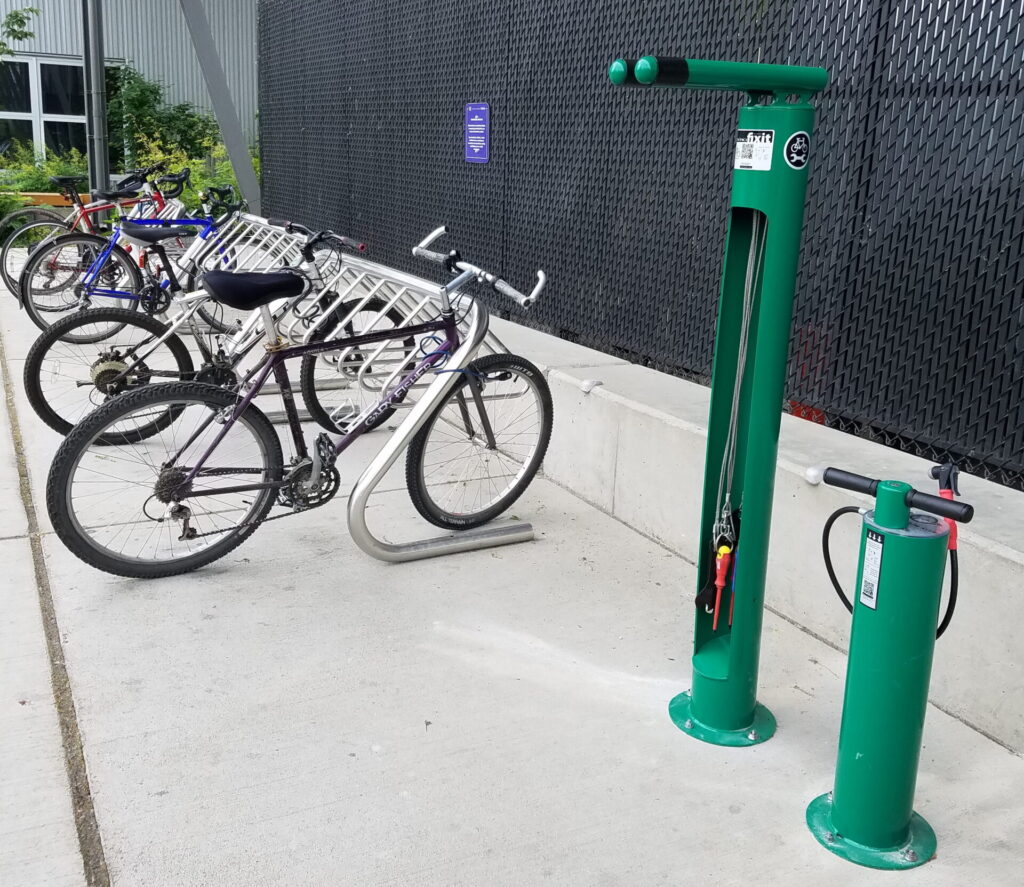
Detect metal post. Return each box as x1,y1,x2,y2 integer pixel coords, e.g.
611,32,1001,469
177,0,261,214
82,0,109,191
806,481,948,869
609,56,828,746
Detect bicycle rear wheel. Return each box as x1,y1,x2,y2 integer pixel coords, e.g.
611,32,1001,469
405,353,552,530
20,233,142,337
47,382,283,578
23,308,195,437
1,216,71,293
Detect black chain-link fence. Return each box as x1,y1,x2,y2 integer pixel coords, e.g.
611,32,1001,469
258,0,1024,489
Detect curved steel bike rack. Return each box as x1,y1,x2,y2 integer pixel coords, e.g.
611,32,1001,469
346,300,535,562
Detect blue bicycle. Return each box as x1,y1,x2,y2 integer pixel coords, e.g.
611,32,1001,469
17,188,246,341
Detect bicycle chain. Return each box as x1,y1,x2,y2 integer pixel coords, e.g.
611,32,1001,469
164,465,314,539
180,506,299,540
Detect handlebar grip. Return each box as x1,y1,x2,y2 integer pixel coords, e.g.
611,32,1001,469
493,278,532,308
332,235,367,253
267,218,290,228
906,490,974,524
822,467,879,496
412,246,449,264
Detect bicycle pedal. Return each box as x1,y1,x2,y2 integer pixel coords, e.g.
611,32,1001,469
315,432,337,470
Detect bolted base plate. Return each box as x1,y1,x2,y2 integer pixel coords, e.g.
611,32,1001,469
805,792,936,870
668,691,776,747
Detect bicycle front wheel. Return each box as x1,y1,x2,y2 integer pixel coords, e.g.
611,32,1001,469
23,308,195,437
20,233,141,334
47,382,284,578
299,297,415,433
405,353,552,530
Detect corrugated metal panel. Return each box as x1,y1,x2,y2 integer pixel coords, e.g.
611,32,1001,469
7,0,257,138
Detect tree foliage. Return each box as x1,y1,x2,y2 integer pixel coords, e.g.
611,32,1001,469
106,66,221,167
0,6,38,58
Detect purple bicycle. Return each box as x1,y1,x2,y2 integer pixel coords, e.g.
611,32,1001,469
45,231,551,578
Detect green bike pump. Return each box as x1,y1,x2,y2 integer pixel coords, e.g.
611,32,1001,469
806,467,975,870
609,56,828,745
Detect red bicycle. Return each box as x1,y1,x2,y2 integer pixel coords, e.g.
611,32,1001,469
0,162,187,293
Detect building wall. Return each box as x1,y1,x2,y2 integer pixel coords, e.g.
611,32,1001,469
257,0,1024,492
7,0,258,138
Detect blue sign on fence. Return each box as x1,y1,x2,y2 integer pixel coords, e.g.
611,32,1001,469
465,103,489,163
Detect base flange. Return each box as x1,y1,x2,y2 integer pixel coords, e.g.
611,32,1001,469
668,691,776,747
805,792,936,870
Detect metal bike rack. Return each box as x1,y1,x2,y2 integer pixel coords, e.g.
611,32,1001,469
193,212,307,274
283,251,508,413
347,299,535,562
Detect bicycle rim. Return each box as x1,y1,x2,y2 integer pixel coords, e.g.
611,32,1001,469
57,386,280,572
2,219,69,292
302,299,414,432
409,355,551,527
23,236,137,332
27,310,193,436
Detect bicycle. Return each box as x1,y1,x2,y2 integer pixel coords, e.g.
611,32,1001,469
0,163,186,293
16,192,259,338
45,229,551,578
23,223,376,437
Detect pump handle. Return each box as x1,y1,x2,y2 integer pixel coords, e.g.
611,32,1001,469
823,467,974,524
906,490,974,523
822,467,878,496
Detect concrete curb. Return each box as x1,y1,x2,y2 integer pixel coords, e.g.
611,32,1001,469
491,318,1024,754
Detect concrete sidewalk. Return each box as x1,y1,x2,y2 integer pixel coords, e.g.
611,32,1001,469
1,291,1022,886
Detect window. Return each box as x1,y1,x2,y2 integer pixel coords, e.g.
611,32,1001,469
41,64,85,116
0,58,88,160
0,61,31,112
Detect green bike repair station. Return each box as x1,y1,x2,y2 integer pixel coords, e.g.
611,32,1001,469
608,56,976,870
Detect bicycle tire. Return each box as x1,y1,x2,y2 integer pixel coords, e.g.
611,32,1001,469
2,217,73,294
405,353,552,530
24,307,195,438
298,297,415,433
0,206,65,242
47,382,283,578
20,233,142,336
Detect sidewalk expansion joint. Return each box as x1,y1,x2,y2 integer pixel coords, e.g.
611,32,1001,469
0,324,111,887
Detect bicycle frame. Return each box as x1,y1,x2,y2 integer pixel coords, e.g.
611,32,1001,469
62,180,168,234
75,214,220,303
176,312,462,498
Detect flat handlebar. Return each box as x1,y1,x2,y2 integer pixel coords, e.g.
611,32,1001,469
412,226,546,308
823,467,974,523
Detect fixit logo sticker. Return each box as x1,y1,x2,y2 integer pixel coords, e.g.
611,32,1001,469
784,131,810,169
734,129,774,171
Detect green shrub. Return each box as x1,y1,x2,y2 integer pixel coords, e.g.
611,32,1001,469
107,66,220,169
0,141,87,192
133,138,259,202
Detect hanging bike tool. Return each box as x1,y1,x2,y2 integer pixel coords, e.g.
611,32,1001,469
609,56,828,745
807,467,974,869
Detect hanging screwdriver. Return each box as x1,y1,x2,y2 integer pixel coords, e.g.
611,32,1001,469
713,544,733,630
